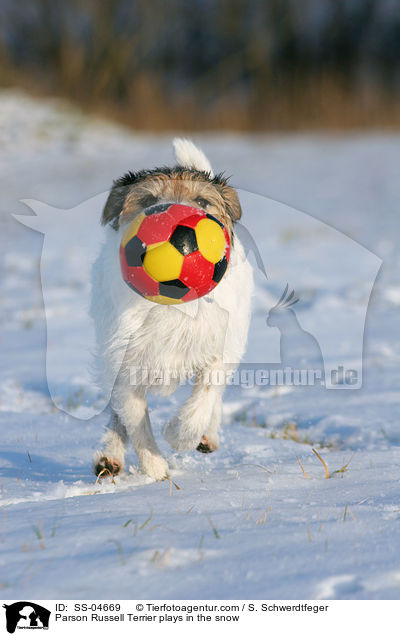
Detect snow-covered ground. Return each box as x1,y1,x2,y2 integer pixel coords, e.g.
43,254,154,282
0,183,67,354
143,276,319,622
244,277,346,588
0,90,400,600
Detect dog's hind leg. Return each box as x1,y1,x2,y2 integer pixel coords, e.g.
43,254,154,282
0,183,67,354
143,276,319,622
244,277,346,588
93,412,128,478
164,363,225,452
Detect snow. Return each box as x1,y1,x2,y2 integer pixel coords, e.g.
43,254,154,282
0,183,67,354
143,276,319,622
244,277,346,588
1,90,400,600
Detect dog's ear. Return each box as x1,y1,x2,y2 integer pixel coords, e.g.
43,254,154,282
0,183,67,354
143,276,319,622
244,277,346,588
101,185,127,229
219,184,242,222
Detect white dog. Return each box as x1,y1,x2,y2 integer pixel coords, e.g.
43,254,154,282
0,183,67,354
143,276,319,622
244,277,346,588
91,139,253,480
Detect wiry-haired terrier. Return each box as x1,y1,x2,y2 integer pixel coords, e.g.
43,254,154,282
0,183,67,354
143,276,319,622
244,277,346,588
92,139,253,480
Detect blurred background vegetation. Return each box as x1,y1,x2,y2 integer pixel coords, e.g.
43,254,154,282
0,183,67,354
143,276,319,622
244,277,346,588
0,0,399,131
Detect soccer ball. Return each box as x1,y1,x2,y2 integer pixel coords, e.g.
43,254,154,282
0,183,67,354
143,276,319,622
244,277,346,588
120,203,231,304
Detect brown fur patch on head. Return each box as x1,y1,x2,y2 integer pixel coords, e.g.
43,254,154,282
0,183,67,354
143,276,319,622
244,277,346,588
101,166,242,237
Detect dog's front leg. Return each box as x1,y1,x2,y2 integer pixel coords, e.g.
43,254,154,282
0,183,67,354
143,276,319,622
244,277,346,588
113,388,168,480
197,396,222,453
94,411,128,477
164,363,225,452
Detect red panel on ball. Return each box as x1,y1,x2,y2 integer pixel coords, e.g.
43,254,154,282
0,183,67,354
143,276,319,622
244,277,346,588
176,212,206,230
223,227,231,262
179,250,214,295
136,204,203,245
181,287,200,302
166,204,204,226
128,266,159,296
137,212,174,245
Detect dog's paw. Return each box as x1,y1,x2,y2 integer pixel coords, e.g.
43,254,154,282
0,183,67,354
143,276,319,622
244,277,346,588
196,435,219,454
139,451,168,481
94,455,122,478
164,417,200,451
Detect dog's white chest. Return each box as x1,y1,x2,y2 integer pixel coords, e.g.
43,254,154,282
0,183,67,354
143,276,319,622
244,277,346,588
127,298,227,376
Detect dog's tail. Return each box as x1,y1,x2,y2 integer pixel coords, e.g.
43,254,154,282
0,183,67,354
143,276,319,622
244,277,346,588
173,138,214,177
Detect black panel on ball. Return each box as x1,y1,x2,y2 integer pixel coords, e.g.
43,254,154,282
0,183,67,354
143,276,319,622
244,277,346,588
212,255,228,282
144,203,171,216
159,279,190,299
169,225,198,255
125,235,146,267
206,213,224,228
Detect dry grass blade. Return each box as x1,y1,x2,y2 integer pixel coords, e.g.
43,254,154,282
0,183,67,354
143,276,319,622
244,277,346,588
108,539,127,565
330,454,354,477
312,448,330,479
151,547,171,568
168,479,181,496
233,462,272,474
255,508,270,525
207,515,220,539
31,522,45,549
343,504,356,521
140,510,153,530
296,456,309,479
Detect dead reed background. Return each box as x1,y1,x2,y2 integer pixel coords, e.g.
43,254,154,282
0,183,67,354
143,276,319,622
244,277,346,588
0,0,399,130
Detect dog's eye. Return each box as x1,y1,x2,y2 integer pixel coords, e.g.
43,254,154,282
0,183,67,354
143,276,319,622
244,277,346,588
140,194,159,208
195,197,210,209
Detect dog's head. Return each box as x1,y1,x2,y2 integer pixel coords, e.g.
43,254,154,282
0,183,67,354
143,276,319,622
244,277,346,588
101,139,241,239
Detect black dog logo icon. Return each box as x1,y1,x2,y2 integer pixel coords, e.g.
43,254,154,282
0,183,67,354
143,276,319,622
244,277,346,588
3,602,50,633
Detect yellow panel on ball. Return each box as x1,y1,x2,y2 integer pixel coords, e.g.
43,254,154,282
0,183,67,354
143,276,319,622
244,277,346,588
195,218,226,264
145,295,184,305
143,241,184,282
121,212,146,248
